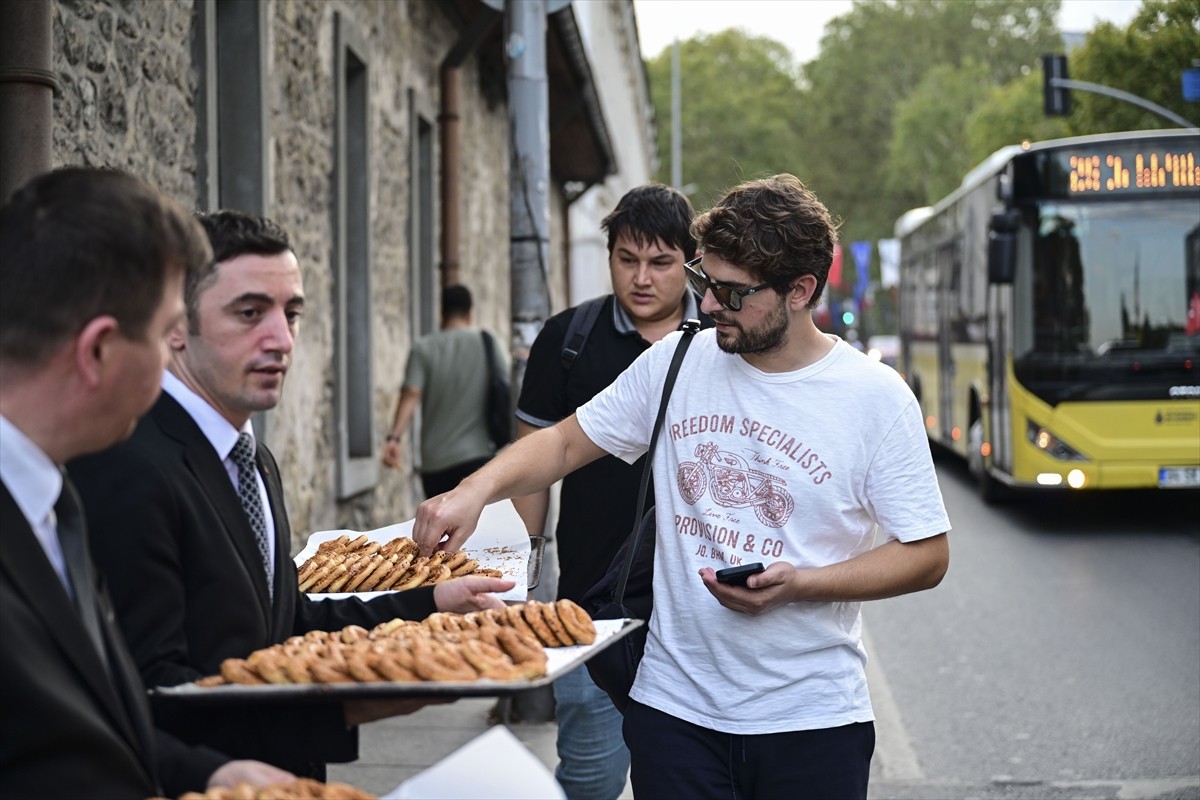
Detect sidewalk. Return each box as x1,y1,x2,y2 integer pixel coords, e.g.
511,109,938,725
327,696,634,798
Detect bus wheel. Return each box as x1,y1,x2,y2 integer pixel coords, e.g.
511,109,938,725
968,419,1007,504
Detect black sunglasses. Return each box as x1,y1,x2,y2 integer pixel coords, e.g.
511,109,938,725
683,257,771,311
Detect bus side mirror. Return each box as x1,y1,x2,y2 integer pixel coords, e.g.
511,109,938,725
988,210,1019,284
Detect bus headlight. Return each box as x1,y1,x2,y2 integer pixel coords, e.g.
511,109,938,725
1026,420,1088,461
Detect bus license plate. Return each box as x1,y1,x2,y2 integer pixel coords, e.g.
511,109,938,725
1159,467,1200,488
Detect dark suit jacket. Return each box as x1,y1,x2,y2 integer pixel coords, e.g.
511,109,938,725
0,484,225,799
68,393,439,774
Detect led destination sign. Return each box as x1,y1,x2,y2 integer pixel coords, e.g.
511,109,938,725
1035,141,1200,198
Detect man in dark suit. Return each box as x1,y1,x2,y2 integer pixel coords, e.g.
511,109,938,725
69,209,515,777
0,168,292,797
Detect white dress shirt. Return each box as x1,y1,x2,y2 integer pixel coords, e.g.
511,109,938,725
0,413,74,596
161,371,277,580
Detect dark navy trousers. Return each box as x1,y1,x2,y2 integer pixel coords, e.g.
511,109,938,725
624,700,874,799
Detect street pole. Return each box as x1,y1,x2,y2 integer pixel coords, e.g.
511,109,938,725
671,39,682,190
501,0,555,724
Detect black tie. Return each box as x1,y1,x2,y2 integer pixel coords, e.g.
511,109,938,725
56,475,112,676
232,432,273,600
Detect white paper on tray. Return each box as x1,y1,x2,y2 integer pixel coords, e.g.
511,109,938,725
384,725,565,800
294,500,529,603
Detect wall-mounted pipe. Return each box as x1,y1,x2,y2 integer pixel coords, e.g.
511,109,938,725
439,8,500,288
0,0,58,202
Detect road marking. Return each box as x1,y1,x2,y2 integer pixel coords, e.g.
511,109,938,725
862,625,925,780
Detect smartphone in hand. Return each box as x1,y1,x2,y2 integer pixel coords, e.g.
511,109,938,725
714,562,765,587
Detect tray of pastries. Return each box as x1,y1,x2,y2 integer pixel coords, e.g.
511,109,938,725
294,502,536,603
161,777,375,799
151,601,641,704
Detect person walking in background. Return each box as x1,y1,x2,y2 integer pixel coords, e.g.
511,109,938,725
382,284,509,498
511,184,710,799
413,174,950,800
0,168,291,797
69,212,513,778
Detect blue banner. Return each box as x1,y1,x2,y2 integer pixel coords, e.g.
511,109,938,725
850,240,872,305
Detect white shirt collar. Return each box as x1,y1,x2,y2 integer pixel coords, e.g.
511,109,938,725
0,413,63,529
162,370,254,461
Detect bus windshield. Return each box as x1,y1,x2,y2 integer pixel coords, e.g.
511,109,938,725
1015,198,1200,404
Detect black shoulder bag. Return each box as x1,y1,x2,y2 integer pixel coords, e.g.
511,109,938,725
481,330,513,450
581,319,700,713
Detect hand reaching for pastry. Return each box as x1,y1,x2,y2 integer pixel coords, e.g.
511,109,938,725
207,759,295,790
432,575,515,613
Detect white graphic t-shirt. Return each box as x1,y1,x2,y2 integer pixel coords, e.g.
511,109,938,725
576,330,950,735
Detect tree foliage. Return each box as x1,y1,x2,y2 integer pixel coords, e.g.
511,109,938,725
887,60,996,206
1068,0,1200,133
964,73,1072,163
797,0,1062,245
644,29,807,210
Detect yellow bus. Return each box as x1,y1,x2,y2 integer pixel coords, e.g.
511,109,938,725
896,129,1200,501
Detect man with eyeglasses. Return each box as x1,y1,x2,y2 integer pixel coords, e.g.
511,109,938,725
413,174,950,799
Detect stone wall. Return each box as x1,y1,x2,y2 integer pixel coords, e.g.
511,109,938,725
50,0,517,550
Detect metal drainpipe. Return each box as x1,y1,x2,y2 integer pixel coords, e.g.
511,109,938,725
439,66,462,288
0,0,57,202
440,9,500,290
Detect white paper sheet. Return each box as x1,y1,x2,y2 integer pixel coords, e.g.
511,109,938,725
384,725,565,800
294,501,530,603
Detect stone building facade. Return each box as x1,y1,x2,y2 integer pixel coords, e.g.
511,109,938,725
45,0,624,546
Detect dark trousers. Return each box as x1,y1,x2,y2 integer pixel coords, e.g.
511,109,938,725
623,700,874,800
420,456,492,498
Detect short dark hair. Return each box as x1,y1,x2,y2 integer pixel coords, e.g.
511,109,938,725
191,210,292,331
441,284,473,318
0,167,212,366
601,184,697,260
690,174,838,309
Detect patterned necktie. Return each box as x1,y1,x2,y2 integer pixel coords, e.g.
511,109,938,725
56,474,112,676
231,432,273,600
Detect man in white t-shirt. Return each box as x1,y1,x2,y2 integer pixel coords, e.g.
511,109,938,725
413,174,950,799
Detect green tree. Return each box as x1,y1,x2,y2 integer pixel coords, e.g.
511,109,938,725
964,72,1073,162
887,60,995,206
644,30,808,210
798,0,1062,246
1069,0,1200,132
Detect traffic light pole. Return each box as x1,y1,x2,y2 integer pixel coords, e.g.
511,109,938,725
1047,77,1196,128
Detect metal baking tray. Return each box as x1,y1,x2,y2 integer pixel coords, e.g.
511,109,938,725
149,618,640,705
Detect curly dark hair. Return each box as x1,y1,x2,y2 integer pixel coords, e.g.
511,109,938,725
690,174,839,309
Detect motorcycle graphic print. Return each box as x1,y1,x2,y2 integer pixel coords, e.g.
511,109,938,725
677,441,794,528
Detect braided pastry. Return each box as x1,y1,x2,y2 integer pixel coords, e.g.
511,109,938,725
298,536,506,593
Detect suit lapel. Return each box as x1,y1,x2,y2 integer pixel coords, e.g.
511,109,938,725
151,396,273,624
0,487,148,761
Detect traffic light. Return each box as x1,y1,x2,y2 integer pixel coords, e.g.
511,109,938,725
1042,54,1071,117
842,310,855,326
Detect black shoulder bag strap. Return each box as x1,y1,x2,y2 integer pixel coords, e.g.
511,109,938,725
613,319,701,606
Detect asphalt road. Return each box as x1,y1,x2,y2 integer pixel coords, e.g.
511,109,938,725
865,453,1200,800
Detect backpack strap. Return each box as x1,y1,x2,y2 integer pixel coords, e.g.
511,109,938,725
560,295,608,370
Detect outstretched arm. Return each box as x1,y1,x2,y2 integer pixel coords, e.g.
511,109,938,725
510,421,551,537
413,414,605,555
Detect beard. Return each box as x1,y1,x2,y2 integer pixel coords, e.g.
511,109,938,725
712,298,790,355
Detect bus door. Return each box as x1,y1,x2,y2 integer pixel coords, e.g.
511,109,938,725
937,240,959,444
